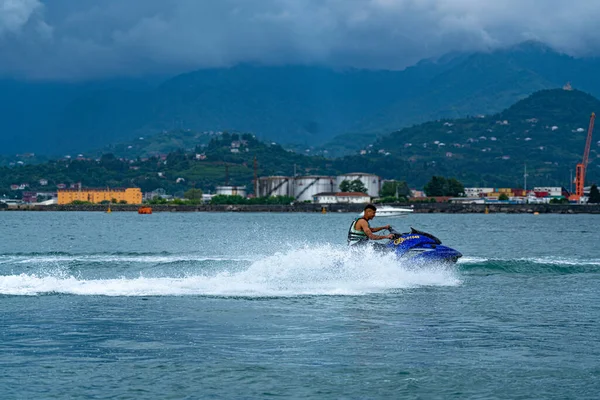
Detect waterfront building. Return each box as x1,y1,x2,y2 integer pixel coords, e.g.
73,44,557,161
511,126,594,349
257,176,293,198
58,188,142,205
0,199,25,205
532,187,569,198
22,192,39,203
294,176,335,202
335,173,381,197
450,197,486,204
464,188,495,197
215,186,247,197
255,173,380,202
143,188,170,201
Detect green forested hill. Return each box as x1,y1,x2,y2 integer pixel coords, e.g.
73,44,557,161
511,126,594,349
359,89,600,187
0,133,333,195
1,89,599,196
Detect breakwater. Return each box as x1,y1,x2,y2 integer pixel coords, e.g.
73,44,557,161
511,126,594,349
4,203,600,213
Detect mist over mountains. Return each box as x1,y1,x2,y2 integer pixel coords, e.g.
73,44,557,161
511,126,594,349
2,41,600,156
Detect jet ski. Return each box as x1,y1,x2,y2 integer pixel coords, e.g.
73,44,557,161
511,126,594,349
385,226,462,263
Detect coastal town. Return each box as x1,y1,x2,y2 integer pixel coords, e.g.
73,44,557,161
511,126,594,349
1,170,596,209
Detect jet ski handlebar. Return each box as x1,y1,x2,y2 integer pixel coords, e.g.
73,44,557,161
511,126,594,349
386,226,442,244
387,226,403,237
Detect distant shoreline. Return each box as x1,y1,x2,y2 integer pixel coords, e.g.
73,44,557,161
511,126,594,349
3,203,600,214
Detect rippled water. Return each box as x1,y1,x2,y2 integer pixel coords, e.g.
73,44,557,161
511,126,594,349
1,212,599,398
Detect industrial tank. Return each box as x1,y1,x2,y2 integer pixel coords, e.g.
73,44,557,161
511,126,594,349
257,176,292,198
336,173,381,197
293,176,335,202
215,186,247,197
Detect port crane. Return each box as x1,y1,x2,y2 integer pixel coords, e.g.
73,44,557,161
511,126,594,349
569,112,595,202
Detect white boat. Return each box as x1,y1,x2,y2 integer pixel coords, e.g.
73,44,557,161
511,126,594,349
358,205,414,217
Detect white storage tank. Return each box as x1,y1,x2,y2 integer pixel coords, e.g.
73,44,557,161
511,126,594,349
215,186,247,197
293,176,335,202
257,176,292,198
336,173,381,197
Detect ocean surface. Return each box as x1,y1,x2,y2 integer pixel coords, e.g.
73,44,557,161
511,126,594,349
1,211,599,399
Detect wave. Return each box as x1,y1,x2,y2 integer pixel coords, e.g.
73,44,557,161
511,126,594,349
0,245,461,297
459,256,600,274
0,252,254,262
0,253,256,265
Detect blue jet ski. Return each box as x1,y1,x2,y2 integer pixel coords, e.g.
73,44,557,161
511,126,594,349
385,226,462,263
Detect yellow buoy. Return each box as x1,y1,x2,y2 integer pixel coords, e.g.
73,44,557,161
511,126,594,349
106,206,112,214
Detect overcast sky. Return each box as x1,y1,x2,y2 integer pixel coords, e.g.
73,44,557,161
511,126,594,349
2,0,600,80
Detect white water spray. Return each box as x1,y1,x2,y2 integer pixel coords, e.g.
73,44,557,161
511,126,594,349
0,245,461,296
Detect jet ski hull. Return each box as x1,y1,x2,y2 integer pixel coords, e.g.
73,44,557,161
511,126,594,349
386,227,462,264
397,245,462,264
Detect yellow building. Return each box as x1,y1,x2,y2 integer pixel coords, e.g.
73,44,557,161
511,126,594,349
497,188,513,195
58,188,142,205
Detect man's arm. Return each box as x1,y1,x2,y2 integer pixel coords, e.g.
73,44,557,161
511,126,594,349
371,225,391,233
356,220,393,240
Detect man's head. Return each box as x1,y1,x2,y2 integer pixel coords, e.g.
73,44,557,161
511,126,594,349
363,204,377,220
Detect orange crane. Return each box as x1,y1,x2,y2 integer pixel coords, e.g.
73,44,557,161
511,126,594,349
570,112,595,202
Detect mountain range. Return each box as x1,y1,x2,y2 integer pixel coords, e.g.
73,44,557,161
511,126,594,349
2,41,600,156
2,88,598,193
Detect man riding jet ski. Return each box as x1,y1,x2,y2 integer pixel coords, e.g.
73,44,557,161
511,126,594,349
347,204,394,250
348,204,462,263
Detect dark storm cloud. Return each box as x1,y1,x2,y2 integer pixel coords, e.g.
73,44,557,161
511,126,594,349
2,0,600,80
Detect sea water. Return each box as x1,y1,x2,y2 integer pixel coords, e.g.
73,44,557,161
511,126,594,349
1,212,599,399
